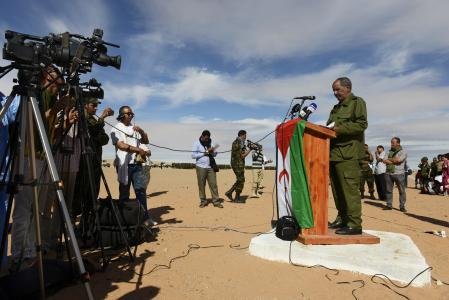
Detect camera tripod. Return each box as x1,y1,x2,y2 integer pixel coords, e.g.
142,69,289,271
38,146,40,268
69,85,135,268
0,84,94,300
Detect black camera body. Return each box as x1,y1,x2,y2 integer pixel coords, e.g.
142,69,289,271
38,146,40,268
246,140,262,151
3,29,121,73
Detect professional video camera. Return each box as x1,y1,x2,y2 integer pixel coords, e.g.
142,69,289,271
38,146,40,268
246,140,262,151
59,78,104,100
2,28,121,74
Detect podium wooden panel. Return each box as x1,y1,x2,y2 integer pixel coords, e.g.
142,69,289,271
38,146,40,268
297,122,380,245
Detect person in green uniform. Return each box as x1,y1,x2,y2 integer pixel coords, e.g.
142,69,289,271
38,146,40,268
326,77,367,235
225,130,251,203
360,144,375,199
418,156,431,194
72,97,113,216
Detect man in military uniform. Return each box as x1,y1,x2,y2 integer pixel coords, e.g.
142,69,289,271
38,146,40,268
360,144,375,199
327,77,367,235
73,97,113,216
225,130,251,203
418,156,431,194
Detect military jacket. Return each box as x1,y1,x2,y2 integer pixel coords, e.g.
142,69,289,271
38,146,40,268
419,163,431,177
360,150,373,171
327,93,368,162
231,138,245,169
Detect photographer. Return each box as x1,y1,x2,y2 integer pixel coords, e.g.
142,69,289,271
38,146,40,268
10,65,65,269
110,106,156,227
192,130,222,208
73,97,113,216
225,130,251,203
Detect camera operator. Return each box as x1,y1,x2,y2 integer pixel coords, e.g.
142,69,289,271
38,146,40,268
10,65,65,270
225,130,251,203
110,106,156,227
192,130,222,208
72,98,113,216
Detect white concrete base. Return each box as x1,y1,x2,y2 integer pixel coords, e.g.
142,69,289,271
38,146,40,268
249,230,430,287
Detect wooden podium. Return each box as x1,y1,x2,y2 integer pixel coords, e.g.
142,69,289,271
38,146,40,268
296,122,380,245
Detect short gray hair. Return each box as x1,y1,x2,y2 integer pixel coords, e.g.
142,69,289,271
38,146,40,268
335,77,352,89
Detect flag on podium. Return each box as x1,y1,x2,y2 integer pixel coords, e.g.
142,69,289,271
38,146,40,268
276,119,314,228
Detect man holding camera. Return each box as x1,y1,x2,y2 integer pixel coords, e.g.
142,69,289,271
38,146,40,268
10,65,66,268
225,130,251,203
192,130,222,208
73,97,113,216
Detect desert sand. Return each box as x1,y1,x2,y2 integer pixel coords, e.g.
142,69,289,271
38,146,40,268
47,166,449,300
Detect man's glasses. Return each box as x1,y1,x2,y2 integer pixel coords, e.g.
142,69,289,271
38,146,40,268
91,103,98,108
123,112,135,117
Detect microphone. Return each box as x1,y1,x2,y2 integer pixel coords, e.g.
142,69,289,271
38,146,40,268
290,103,302,114
299,103,317,121
293,96,316,100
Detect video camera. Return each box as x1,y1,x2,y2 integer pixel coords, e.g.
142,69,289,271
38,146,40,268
3,28,121,74
246,140,262,151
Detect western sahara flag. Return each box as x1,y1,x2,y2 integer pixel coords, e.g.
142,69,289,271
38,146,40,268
276,119,314,228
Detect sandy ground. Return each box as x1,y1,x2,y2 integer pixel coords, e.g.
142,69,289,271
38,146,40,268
37,166,449,299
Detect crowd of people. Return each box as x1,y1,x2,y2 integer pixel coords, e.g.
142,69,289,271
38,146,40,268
415,154,449,196
0,64,275,273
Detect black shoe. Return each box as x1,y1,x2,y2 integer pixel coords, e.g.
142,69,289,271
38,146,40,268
400,207,407,212
213,202,223,208
335,227,362,235
225,191,233,201
328,220,345,229
383,206,393,210
199,202,208,208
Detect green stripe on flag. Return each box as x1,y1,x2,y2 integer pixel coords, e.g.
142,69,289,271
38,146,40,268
290,120,314,228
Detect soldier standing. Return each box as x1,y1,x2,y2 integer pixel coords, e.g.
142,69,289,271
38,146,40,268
327,77,368,235
360,144,375,199
418,156,431,194
225,130,251,203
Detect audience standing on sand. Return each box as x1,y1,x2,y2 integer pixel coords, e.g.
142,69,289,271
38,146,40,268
251,145,272,198
225,130,252,204
360,144,375,200
373,145,387,201
110,105,156,227
382,137,408,212
191,130,222,208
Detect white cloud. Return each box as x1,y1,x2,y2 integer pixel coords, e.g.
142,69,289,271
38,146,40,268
30,0,112,35
134,0,449,61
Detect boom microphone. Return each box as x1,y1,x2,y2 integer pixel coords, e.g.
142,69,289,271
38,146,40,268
293,96,316,100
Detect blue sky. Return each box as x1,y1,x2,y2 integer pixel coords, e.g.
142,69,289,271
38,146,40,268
1,0,449,167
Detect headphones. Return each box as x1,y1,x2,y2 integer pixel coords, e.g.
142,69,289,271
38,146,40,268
117,105,130,121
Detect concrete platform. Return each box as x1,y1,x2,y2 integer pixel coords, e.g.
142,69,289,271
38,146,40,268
249,230,431,287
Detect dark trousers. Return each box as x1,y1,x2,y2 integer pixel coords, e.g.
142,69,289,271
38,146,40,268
231,166,245,194
374,173,387,200
119,164,149,220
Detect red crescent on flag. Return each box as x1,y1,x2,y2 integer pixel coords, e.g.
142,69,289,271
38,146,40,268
278,169,290,184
